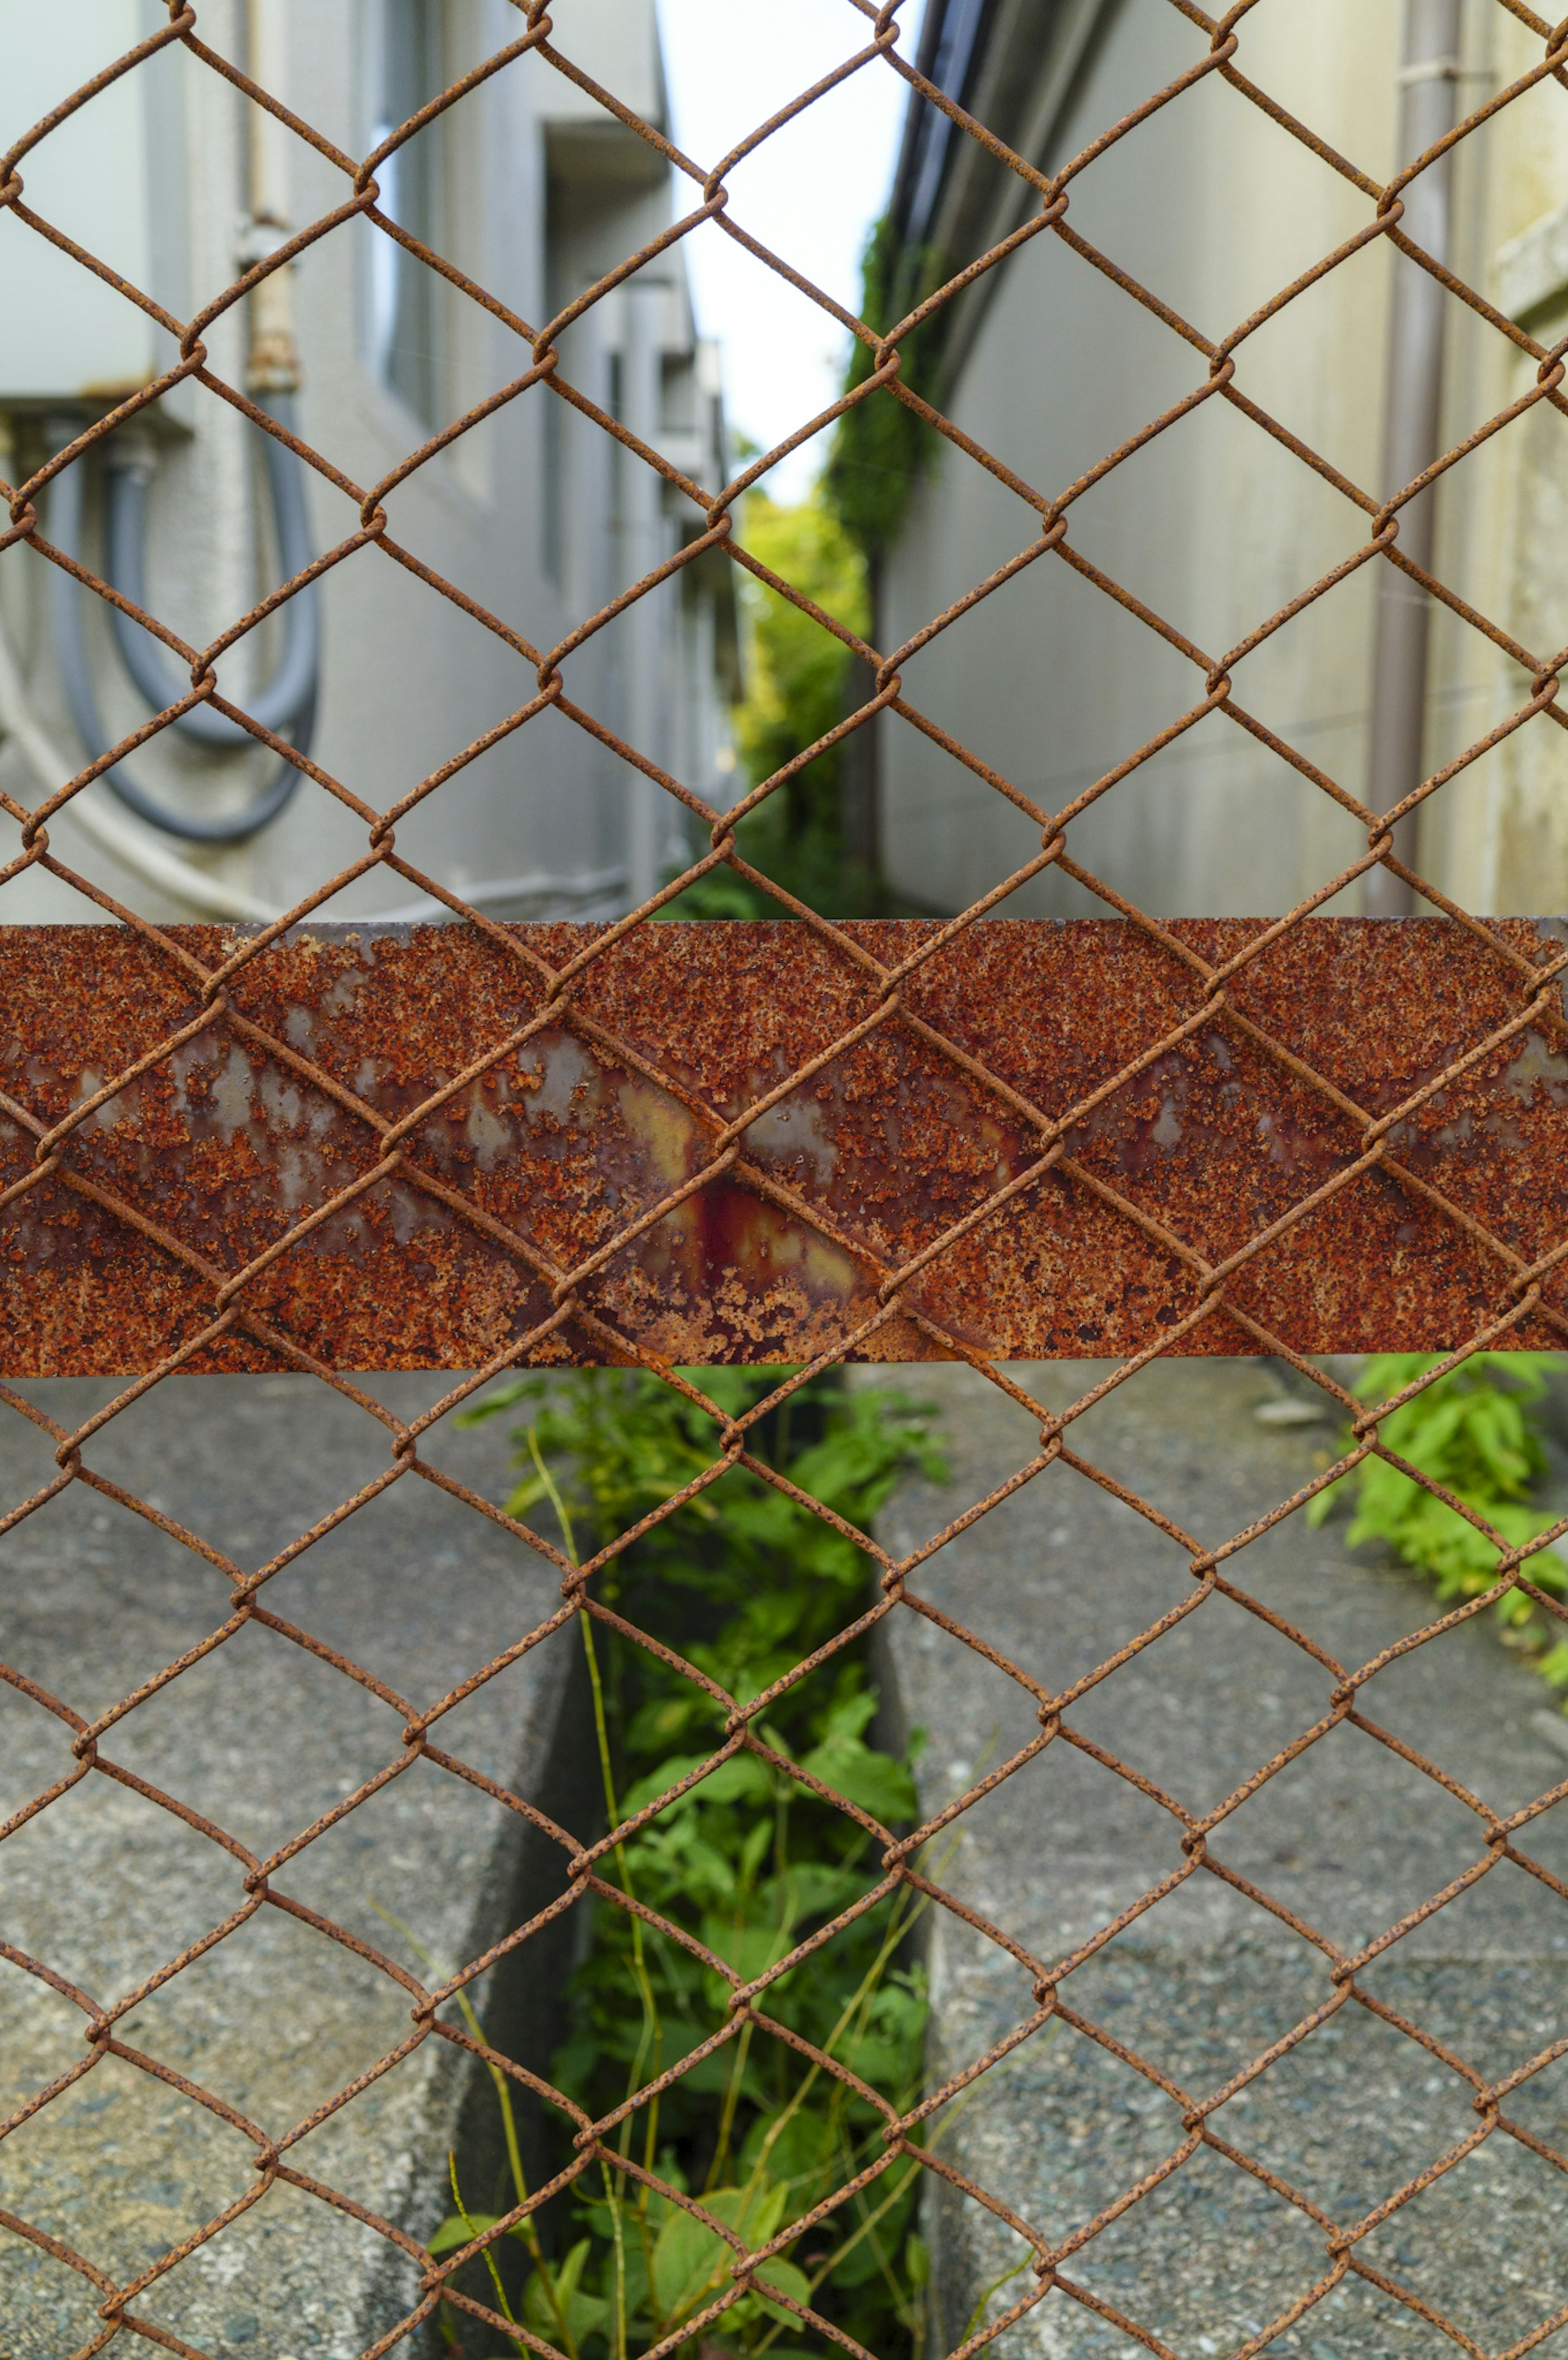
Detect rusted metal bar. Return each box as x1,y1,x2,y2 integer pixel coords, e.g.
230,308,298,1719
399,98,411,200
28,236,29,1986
5,916,1567,1376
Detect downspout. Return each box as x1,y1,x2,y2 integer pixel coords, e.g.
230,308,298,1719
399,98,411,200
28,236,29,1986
1364,0,1463,918
244,0,299,399
621,277,666,912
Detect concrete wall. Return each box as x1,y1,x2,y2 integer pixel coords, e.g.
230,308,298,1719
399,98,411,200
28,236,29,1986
0,0,734,927
878,0,1568,921
1421,9,1568,915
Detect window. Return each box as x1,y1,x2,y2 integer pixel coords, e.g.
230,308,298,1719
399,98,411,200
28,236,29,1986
366,0,443,426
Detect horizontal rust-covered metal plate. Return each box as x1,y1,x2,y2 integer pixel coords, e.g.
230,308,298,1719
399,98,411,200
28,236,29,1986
2,916,1566,1376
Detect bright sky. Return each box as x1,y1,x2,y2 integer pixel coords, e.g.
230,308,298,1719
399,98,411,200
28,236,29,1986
656,0,927,500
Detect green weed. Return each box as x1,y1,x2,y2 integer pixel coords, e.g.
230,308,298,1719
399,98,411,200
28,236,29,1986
1307,1352,1568,1698
427,1366,947,2359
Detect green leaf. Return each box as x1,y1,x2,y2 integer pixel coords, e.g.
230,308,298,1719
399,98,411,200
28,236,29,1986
695,1753,778,1806
653,2200,728,2322
547,2237,592,2305
818,1687,878,1744
653,2186,787,2324
524,2238,609,2345
800,1731,918,1821
764,1859,863,1931
427,2209,502,2257
618,1750,773,1820
501,1472,552,1522
652,2202,728,2322
699,1916,793,1985
740,2103,838,2193
750,2255,813,2326
737,1816,773,1887
455,1374,546,1425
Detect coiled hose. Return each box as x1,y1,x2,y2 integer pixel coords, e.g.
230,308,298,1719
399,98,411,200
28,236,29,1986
49,395,320,842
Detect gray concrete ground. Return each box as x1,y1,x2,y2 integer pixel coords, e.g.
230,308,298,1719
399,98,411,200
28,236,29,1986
876,1359,1568,2360
0,1374,585,2360
7,1356,1568,2360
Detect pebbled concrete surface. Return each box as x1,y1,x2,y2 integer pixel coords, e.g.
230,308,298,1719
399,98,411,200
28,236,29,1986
0,1374,585,2360
873,1358,1568,2360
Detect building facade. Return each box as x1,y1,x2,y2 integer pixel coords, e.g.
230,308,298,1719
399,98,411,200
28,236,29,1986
0,0,736,928
873,0,1568,920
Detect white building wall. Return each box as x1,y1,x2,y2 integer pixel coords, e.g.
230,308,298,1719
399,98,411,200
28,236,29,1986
881,0,1403,921
1419,6,1568,917
0,0,733,926
878,0,1568,923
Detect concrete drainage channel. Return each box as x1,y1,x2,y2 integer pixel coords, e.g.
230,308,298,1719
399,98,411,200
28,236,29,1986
0,1376,588,2359
4,1361,1567,2356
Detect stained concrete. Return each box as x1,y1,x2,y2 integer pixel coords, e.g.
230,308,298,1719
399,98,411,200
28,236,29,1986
0,1374,586,2360
875,1358,1568,2360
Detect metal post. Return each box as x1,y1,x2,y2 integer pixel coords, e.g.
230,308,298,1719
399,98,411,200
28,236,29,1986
1364,0,1462,918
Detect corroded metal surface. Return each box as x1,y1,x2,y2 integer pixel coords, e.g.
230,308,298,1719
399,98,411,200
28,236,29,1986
4,916,1568,1375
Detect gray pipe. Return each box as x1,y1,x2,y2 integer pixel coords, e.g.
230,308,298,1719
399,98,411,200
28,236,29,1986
48,413,314,843
102,392,319,748
1364,0,1462,918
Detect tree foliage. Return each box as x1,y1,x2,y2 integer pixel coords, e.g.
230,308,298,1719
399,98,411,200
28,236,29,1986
734,491,870,801
669,214,945,922
668,484,872,920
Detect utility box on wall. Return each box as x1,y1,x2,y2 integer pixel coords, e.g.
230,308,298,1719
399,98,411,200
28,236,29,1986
0,1,189,413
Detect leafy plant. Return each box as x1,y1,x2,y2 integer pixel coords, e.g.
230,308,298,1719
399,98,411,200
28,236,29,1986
1308,1352,1568,1698
427,1366,948,2359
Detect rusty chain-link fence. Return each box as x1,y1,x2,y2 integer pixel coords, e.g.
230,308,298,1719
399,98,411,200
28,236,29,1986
5,1,1568,2354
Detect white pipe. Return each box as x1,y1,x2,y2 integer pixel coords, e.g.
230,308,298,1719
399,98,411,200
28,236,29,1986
622,279,667,910
0,608,628,926
244,0,299,394
361,868,630,923
0,608,278,920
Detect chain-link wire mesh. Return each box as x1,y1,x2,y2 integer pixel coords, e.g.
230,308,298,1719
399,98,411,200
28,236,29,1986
4,2,1568,2353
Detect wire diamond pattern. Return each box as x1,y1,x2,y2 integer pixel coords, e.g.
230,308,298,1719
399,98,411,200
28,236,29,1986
4,2,1568,2353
